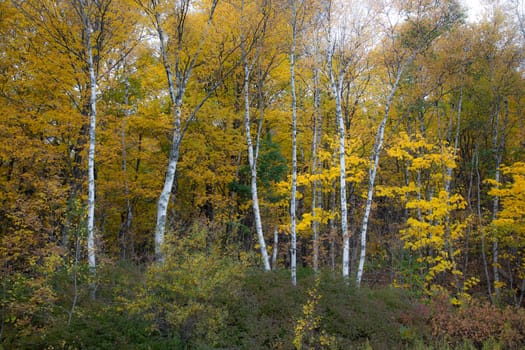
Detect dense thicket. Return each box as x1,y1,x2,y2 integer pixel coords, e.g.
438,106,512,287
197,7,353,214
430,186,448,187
2,0,525,347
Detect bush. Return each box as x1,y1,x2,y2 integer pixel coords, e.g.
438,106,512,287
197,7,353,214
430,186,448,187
430,293,525,348
317,275,430,349
41,307,182,350
219,269,430,349
127,222,246,349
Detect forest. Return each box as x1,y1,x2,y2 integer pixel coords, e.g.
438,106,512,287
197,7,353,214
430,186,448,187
2,0,525,348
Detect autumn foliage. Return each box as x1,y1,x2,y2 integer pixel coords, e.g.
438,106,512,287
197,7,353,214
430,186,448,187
2,0,525,347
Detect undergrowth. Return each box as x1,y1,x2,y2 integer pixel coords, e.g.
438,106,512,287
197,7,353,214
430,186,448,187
3,256,524,349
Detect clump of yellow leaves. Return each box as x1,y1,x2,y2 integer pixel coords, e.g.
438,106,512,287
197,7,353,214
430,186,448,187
488,162,525,295
383,132,469,296
489,162,525,233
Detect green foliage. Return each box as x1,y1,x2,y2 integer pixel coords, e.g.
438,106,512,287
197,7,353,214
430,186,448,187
257,133,288,194
228,177,251,200
399,0,464,50
41,307,181,350
393,253,427,296
127,222,246,348
228,133,288,204
317,277,427,349
218,269,303,349
2,259,176,350
216,269,432,349
6,255,525,349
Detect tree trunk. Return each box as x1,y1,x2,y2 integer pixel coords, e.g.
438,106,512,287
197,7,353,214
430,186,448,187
154,113,182,263
475,146,493,300
79,0,97,296
272,228,279,270
336,80,350,279
87,34,97,277
241,25,271,271
491,98,509,299
326,15,350,278
289,0,298,286
119,74,133,260
311,65,322,273
356,59,409,286
152,5,182,262
150,0,219,262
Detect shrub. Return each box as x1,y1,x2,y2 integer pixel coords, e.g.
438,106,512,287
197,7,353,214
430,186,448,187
430,293,525,348
127,222,246,348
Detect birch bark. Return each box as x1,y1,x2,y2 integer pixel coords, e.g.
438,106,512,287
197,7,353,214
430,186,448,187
148,0,220,262
324,0,375,279
272,228,279,270
325,0,350,279
356,57,411,286
74,0,98,280
311,65,322,273
289,0,298,286
240,0,271,270
86,26,97,276
243,57,271,271
73,0,98,298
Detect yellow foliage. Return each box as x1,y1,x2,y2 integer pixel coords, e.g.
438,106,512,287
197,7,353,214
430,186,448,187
293,277,323,350
296,208,335,234
486,162,525,288
385,131,467,294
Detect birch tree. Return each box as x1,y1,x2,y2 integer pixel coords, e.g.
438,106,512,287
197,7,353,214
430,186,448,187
356,0,463,286
325,0,374,279
239,0,274,271
137,0,226,261
289,0,298,285
14,0,138,296
309,32,323,273
470,7,522,300
74,0,98,280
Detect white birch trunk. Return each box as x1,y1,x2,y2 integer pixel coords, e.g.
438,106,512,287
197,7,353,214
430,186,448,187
155,114,182,262
272,228,279,270
326,0,351,279
336,79,350,279
329,67,349,278
153,7,182,262
79,0,97,277
356,60,408,286
241,30,271,271
311,65,322,273
151,0,219,262
289,0,298,286
87,38,97,275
